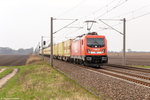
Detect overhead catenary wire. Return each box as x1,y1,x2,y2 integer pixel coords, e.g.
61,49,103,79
85,0,128,31
52,0,150,44
111,3,150,19
52,22,85,44
96,0,128,19
54,0,123,32
98,11,150,33
63,0,122,28
54,18,78,20
53,19,78,34
63,23,87,40
96,2,150,32
98,11,150,32
56,0,146,30
96,21,122,34
90,0,118,15
99,19,123,35
55,0,128,36
56,0,88,18
128,11,150,21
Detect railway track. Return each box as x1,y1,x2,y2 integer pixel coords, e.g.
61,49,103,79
107,64,150,73
78,65,150,87
104,68,150,80
44,57,150,87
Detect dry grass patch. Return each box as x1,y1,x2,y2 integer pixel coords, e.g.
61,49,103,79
26,55,42,64
132,65,150,69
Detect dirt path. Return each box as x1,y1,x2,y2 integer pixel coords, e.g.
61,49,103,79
0,69,18,88
0,68,6,73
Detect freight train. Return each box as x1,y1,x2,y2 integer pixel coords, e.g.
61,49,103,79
40,32,108,67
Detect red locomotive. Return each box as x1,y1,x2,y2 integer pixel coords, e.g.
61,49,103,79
70,32,108,67
41,32,108,67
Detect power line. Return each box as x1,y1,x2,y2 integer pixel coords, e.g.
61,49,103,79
78,0,119,21
112,3,150,19
97,21,122,32
96,0,128,19
52,19,84,43
54,0,127,34
61,0,120,34
128,11,150,21
98,11,150,32
56,0,88,18
91,0,118,15
53,19,78,34
54,18,78,20
64,23,87,39
99,19,123,35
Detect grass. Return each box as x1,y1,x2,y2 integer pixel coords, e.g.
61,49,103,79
0,56,100,100
132,65,150,69
0,68,14,79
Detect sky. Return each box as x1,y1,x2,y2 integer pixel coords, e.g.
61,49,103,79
0,0,150,51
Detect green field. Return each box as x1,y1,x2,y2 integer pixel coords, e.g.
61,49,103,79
0,58,99,100
133,65,150,69
0,68,13,79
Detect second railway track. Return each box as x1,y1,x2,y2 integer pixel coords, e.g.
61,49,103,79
107,64,150,73
78,65,150,87
103,68,150,80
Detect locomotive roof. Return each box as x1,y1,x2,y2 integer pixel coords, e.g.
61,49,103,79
73,33,105,41
75,32,105,39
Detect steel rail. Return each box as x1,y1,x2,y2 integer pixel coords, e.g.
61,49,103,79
78,65,150,87
104,68,150,80
107,64,150,73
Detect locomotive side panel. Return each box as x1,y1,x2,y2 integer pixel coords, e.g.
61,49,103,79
71,40,82,57
80,38,86,56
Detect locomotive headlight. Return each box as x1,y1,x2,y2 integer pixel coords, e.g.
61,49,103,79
102,49,105,53
87,49,91,53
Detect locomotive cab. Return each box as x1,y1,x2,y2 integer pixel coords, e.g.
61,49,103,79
83,32,108,66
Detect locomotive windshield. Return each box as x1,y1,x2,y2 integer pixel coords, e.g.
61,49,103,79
87,38,104,47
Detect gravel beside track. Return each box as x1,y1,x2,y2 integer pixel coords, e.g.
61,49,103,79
104,66,150,78
53,59,150,100
0,55,29,66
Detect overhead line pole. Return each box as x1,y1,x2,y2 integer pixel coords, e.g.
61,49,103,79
50,17,79,67
123,18,126,65
41,36,44,60
53,19,78,34
99,18,126,65
50,17,53,67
